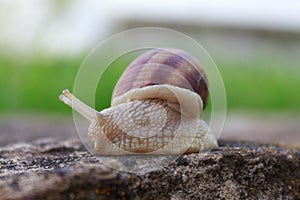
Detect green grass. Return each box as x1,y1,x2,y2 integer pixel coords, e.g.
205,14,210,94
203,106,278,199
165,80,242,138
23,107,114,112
0,55,299,114
218,60,300,112
0,56,80,113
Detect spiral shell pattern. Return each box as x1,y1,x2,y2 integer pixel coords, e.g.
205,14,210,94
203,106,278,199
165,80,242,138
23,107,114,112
112,48,209,108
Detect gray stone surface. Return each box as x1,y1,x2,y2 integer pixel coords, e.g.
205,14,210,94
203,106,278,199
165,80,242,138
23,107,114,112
0,139,299,200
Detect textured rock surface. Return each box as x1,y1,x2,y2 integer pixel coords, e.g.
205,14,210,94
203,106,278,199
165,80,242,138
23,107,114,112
0,139,299,200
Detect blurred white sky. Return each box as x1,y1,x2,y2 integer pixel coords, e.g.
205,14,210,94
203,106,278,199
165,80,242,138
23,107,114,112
0,0,299,56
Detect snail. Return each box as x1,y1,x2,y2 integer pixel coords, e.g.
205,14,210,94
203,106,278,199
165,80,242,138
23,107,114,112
59,48,218,155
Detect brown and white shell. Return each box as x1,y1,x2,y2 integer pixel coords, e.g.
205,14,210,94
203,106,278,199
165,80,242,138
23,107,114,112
111,48,209,117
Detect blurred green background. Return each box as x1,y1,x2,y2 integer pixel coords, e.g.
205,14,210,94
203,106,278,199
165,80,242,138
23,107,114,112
0,54,299,114
0,1,300,146
1,1,299,115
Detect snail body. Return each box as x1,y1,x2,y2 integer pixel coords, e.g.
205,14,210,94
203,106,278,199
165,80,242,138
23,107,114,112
60,48,218,155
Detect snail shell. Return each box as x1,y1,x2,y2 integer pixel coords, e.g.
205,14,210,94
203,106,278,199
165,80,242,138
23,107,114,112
59,48,218,155
112,48,209,117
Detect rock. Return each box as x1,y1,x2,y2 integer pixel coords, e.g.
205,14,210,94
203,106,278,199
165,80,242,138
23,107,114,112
0,139,299,200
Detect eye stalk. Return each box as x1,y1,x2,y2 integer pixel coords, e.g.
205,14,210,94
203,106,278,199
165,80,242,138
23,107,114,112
59,89,97,121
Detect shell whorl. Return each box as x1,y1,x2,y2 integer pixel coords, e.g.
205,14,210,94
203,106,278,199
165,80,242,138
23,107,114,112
112,48,209,112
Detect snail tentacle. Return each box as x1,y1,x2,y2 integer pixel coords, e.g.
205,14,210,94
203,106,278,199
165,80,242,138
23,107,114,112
59,89,97,121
